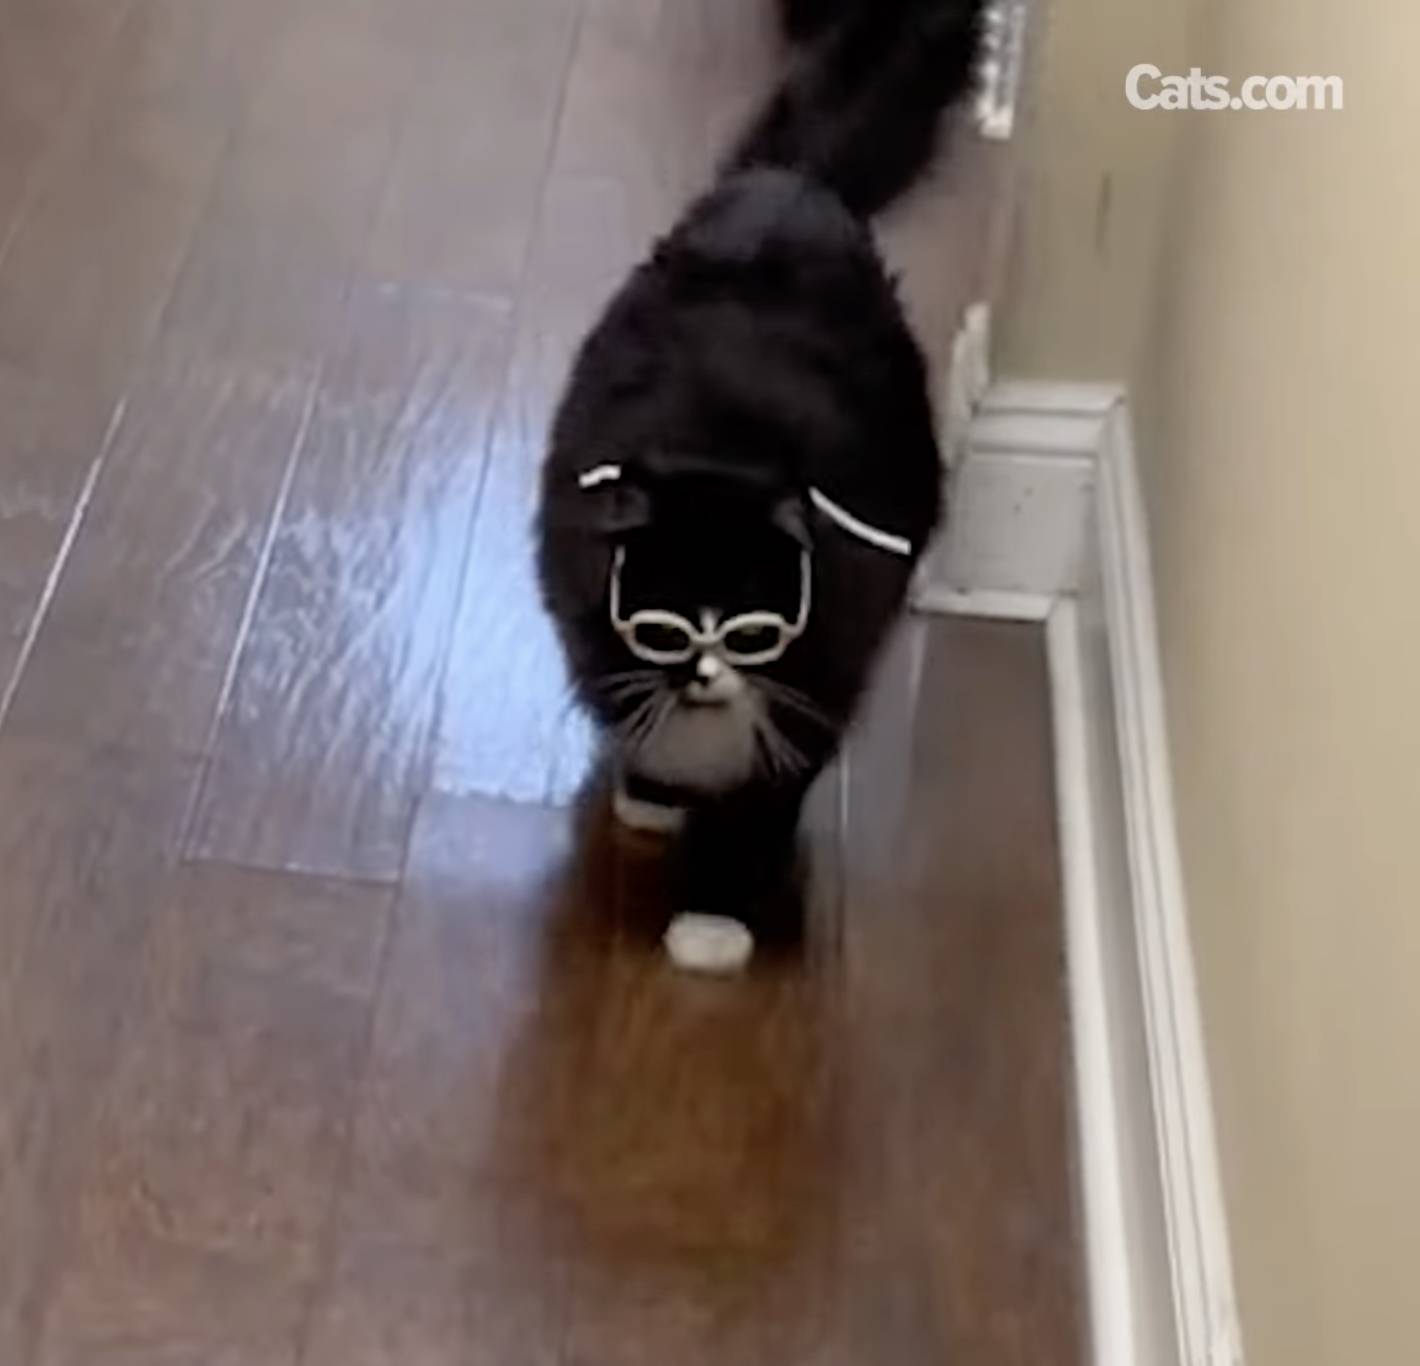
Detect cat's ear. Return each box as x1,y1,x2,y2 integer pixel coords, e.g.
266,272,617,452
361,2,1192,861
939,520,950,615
771,494,812,548
582,474,652,534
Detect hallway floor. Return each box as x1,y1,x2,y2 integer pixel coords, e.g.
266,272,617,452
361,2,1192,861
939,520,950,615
0,0,1081,1361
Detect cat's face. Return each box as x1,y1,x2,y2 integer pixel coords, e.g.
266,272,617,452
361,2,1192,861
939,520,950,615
593,482,827,796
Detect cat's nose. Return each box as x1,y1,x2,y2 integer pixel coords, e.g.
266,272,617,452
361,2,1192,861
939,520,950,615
685,653,738,705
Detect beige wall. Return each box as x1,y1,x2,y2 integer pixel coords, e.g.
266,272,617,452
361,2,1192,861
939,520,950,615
1000,3,1420,1364
997,0,1190,386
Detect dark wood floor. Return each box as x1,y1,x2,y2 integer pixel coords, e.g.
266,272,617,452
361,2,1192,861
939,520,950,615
0,0,1080,1362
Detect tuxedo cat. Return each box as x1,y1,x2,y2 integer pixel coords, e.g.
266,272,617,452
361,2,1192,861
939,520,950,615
537,0,986,960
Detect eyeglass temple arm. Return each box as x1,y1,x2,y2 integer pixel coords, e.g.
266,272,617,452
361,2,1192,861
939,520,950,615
608,545,627,625
795,551,813,632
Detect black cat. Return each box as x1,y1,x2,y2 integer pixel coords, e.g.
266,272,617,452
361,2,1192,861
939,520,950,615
749,0,987,216
775,0,851,44
537,0,986,959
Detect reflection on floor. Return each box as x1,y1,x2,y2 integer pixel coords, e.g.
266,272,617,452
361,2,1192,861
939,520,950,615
0,0,1079,1361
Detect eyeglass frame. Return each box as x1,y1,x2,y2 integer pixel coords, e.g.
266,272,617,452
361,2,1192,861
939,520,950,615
608,544,812,668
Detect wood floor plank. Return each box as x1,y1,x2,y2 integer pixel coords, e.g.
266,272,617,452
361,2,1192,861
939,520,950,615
551,0,771,228
562,1244,833,1366
301,1197,567,1366
37,1228,308,1366
335,793,603,1248
0,0,296,713
0,362,119,716
361,0,580,295
0,0,131,243
555,961,839,1366
71,0,290,177
583,0,774,63
74,865,389,1271
155,864,393,1002
187,286,512,879
34,864,393,1366
832,618,1082,1365
301,794,596,1364
0,739,196,1366
5,361,311,755
0,0,272,404
0,128,204,406
154,0,419,387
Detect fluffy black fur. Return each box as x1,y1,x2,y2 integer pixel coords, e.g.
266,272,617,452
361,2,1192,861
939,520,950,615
751,0,986,215
537,0,985,931
774,0,849,44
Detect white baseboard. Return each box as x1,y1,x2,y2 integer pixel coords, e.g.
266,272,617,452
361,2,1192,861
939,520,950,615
941,301,994,471
1090,404,1244,1366
916,383,1100,606
913,585,1054,621
930,383,1245,1366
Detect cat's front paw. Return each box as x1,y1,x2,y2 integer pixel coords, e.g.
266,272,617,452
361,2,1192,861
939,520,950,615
663,913,755,974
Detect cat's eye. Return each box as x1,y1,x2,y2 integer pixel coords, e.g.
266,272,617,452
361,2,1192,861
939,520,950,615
720,621,787,664
629,620,696,662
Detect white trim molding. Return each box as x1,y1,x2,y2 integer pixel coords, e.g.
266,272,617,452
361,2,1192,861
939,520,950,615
916,382,1102,607
924,384,1245,1366
975,0,1031,140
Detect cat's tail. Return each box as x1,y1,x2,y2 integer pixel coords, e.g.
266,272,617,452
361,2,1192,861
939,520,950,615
728,0,987,219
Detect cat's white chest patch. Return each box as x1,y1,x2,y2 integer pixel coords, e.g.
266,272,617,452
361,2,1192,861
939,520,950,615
664,913,755,974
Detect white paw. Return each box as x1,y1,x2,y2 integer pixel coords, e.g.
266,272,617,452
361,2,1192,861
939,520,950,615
663,914,755,975
613,784,687,835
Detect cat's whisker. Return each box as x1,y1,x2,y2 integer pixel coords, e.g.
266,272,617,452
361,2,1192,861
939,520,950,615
593,669,662,698
750,713,775,775
757,708,812,778
620,689,669,757
752,711,790,778
639,691,675,757
753,676,838,733
613,694,651,745
634,693,663,736
597,669,664,690
593,670,664,728
603,685,658,711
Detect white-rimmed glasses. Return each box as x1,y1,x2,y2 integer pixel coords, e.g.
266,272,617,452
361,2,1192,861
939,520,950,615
609,545,812,668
